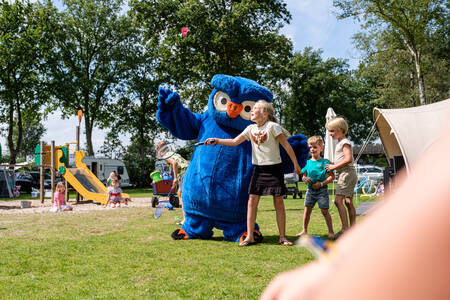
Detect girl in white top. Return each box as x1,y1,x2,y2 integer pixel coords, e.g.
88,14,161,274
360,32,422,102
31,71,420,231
206,100,301,247
325,116,358,234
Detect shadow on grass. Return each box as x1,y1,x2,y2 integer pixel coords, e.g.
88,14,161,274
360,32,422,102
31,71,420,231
209,236,225,242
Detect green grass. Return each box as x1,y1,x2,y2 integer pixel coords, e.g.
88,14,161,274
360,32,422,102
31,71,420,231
0,184,378,299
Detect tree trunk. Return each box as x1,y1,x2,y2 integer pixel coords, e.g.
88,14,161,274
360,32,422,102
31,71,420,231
410,56,416,106
138,105,145,188
413,52,426,105
416,71,426,106
402,36,426,106
7,100,16,165
84,113,94,156
139,131,145,188
7,97,23,165
138,97,149,188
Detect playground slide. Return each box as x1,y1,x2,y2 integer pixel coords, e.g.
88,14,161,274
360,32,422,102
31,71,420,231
57,150,130,205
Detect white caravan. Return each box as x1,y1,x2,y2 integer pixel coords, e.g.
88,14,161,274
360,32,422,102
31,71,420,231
77,156,132,187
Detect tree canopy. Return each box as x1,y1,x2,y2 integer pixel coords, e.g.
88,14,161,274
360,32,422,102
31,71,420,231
0,0,52,164
3,0,444,184
47,0,134,155
333,0,449,106
271,48,374,144
131,0,293,111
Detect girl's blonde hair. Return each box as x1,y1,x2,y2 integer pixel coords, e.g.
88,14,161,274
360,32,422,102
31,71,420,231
255,100,291,137
256,100,278,123
326,116,349,135
56,181,65,192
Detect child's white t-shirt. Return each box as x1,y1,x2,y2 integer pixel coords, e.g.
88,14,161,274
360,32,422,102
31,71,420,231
239,121,284,166
334,138,355,167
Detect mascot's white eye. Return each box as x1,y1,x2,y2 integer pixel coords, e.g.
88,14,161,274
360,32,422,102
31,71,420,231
239,101,255,120
213,91,230,112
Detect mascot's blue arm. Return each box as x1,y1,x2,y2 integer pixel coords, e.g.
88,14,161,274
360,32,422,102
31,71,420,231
280,134,309,174
156,88,203,140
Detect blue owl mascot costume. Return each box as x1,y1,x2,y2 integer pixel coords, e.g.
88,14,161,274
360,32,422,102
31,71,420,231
157,74,308,243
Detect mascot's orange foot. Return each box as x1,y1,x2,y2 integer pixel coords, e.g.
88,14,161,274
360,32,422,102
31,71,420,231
239,230,263,244
171,228,189,240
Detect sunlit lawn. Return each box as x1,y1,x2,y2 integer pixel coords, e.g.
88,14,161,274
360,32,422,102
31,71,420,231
0,184,377,299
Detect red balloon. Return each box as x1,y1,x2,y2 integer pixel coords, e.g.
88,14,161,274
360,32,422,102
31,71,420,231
181,27,189,37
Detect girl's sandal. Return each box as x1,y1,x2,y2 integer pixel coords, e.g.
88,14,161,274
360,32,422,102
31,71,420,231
279,240,293,246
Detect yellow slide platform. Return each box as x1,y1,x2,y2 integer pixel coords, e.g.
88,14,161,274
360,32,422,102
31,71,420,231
56,150,130,205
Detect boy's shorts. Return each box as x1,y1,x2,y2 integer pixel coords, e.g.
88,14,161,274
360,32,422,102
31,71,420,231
304,186,330,209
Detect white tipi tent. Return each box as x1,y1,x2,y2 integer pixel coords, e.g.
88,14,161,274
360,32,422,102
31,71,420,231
374,99,450,174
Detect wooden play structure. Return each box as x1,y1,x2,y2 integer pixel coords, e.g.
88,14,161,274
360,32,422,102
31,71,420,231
35,143,130,205
34,110,130,204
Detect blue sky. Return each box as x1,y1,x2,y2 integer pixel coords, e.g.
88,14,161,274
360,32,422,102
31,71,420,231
4,0,363,156
282,0,361,69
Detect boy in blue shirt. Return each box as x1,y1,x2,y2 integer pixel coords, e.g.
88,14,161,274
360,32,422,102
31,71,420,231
297,136,336,239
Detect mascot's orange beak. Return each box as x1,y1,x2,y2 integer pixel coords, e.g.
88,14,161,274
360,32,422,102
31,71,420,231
227,101,243,119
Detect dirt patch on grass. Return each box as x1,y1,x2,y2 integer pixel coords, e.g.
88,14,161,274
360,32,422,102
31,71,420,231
0,197,154,215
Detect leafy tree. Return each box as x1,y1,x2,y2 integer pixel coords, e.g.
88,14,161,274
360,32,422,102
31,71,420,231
47,0,134,155
98,130,126,160
109,84,160,188
333,0,448,105
131,0,293,111
272,48,374,144
17,110,46,160
354,28,449,108
105,15,169,187
0,0,52,164
122,134,154,187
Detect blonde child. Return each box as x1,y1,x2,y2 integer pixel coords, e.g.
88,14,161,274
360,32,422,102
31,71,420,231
156,141,189,225
106,178,122,208
106,171,118,188
325,117,358,235
261,125,450,300
297,136,335,239
206,100,301,247
50,182,72,212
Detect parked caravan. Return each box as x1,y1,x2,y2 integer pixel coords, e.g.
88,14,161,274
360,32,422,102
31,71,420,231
74,156,132,187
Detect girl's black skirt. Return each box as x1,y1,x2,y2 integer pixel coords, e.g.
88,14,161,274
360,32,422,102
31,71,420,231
248,163,287,196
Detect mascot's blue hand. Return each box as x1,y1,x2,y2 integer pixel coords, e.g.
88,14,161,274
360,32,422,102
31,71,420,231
158,88,181,111
281,134,309,173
